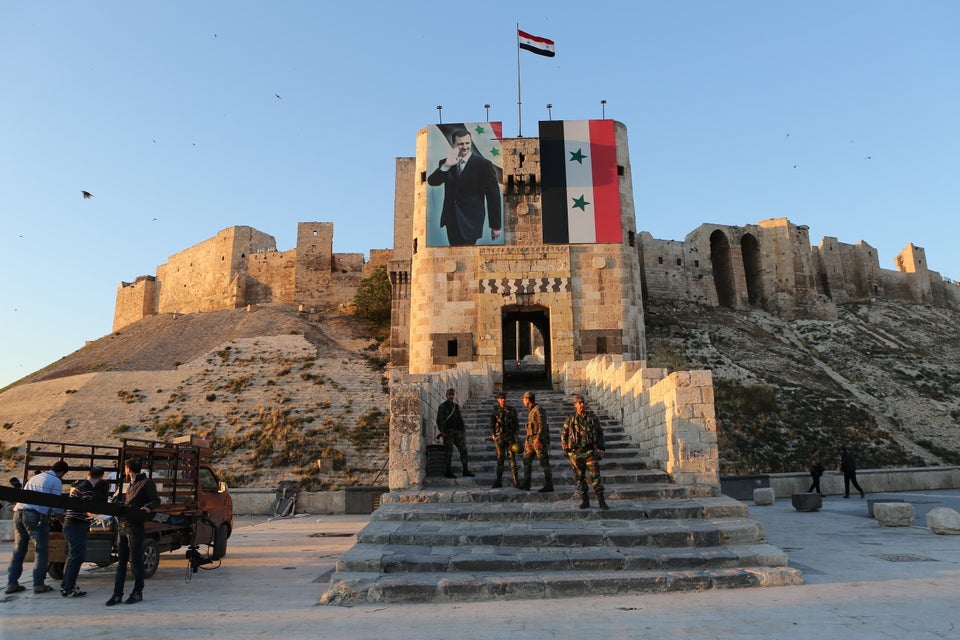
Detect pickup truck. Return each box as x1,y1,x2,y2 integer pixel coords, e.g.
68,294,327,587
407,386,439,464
13,435,233,579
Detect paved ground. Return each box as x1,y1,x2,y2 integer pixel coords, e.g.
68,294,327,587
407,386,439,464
2,489,959,639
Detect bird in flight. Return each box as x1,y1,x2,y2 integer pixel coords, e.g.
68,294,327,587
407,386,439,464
275,94,282,99
81,190,94,199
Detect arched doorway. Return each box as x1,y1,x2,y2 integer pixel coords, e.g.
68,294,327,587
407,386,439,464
501,306,551,389
740,233,762,306
710,230,736,308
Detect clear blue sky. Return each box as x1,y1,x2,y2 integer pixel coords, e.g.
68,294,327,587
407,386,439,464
2,1,957,389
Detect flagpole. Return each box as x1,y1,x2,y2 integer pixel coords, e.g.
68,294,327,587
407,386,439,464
516,23,522,137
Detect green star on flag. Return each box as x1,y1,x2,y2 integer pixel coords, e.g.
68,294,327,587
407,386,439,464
572,194,590,211
475,125,486,134
569,148,587,164
489,147,500,156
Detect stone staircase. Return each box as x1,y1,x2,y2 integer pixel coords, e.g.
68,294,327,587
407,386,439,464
319,390,802,605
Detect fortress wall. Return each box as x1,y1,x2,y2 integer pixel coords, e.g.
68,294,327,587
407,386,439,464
113,276,156,331
294,222,334,310
895,243,932,303
245,248,296,305
638,234,689,302
157,226,276,314
813,237,849,303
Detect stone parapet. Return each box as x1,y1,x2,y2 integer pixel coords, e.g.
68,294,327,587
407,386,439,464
561,356,719,491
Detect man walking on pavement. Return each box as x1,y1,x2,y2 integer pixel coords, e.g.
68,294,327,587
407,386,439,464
489,391,520,488
521,391,553,492
561,395,609,510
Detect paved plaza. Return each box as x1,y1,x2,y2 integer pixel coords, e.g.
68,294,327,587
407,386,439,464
2,489,959,639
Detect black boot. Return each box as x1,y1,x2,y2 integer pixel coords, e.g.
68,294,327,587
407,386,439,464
579,494,590,509
597,492,610,511
520,476,531,491
491,471,503,489
537,482,554,493
444,465,456,479
462,460,475,477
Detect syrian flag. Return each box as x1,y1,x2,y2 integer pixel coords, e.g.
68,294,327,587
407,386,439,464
540,119,622,244
518,29,555,57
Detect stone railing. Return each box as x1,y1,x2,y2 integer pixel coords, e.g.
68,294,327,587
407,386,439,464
387,363,497,490
561,356,719,491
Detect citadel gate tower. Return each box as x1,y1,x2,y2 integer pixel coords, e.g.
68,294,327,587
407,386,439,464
389,119,646,386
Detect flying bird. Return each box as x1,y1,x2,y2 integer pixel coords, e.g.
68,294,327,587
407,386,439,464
275,94,282,99
81,190,93,199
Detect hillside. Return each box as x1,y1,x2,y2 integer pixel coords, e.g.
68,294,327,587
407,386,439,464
644,299,960,474
2,299,958,485
0,306,390,490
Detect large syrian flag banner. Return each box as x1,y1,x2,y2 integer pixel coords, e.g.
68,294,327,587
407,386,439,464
540,119,622,244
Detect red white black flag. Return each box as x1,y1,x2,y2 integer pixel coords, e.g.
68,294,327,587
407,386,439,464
518,29,555,57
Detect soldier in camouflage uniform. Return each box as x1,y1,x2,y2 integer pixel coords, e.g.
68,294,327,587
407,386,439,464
489,392,520,488
561,395,609,509
436,388,474,478
520,391,553,492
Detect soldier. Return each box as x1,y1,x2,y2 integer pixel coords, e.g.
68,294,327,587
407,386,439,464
561,395,609,510
489,391,520,488
436,388,474,478
520,391,553,492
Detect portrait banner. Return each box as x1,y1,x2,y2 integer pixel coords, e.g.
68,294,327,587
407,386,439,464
425,122,504,247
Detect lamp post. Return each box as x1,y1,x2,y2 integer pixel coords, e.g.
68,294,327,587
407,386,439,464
601,99,607,119
484,104,490,121
436,105,443,124
547,103,553,120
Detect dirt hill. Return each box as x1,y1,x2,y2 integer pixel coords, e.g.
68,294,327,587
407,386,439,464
644,299,960,474
2,299,958,485
0,306,390,490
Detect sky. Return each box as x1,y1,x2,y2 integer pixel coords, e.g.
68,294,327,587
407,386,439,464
1,1,958,389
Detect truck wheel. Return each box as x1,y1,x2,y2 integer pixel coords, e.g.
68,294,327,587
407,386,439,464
48,562,65,580
143,540,160,579
212,524,229,560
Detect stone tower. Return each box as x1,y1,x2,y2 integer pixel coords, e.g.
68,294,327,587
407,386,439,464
389,119,646,386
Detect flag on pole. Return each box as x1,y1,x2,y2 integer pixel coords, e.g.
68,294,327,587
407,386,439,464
540,119,622,244
518,29,555,57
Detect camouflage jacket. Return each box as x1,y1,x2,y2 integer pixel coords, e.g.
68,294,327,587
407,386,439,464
561,410,605,454
436,399,465,434
490,405,520,441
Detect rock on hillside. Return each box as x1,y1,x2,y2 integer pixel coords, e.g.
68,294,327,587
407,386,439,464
644,299,960,475
0,306,389,490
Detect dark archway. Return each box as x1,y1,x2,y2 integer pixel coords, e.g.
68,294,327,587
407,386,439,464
501,306,551,389
710,230,736,308
740,233,762,306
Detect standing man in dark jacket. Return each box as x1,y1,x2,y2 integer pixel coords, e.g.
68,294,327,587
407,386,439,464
489,392,520,488
521,391,553,492
427,129,502,246
561,395,609,510
840,447,866,499
61,465,106,597
436,388,474,478
106,458,160,606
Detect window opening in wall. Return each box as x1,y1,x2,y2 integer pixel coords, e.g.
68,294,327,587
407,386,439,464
413,238,418,254
657,256,663,264
694,259,699,267
596,336,608,354
676,258,682,266
420,171,426,183
447,339,458,357
313,230,318,237
628,231,635,247
617,165,624,176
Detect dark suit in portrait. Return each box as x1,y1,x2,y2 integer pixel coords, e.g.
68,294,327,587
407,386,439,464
427,130,502,246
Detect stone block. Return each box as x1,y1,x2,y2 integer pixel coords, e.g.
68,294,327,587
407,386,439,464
753,488,775,506
867,498,904,517
926,507,960,535
791,492,822,512
874,502,914,527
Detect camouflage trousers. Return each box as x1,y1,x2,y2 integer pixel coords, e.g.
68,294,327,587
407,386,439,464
566,450,604,496
441,429,468,470
493,438,519,479
522,440,553,485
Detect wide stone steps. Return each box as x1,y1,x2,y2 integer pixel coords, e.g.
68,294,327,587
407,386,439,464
318,390,803,605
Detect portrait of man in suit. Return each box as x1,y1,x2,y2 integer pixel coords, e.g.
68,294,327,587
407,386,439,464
426,125,503,246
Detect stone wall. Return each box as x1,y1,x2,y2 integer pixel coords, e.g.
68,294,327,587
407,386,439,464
561,356,719,491
113,276,156,331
